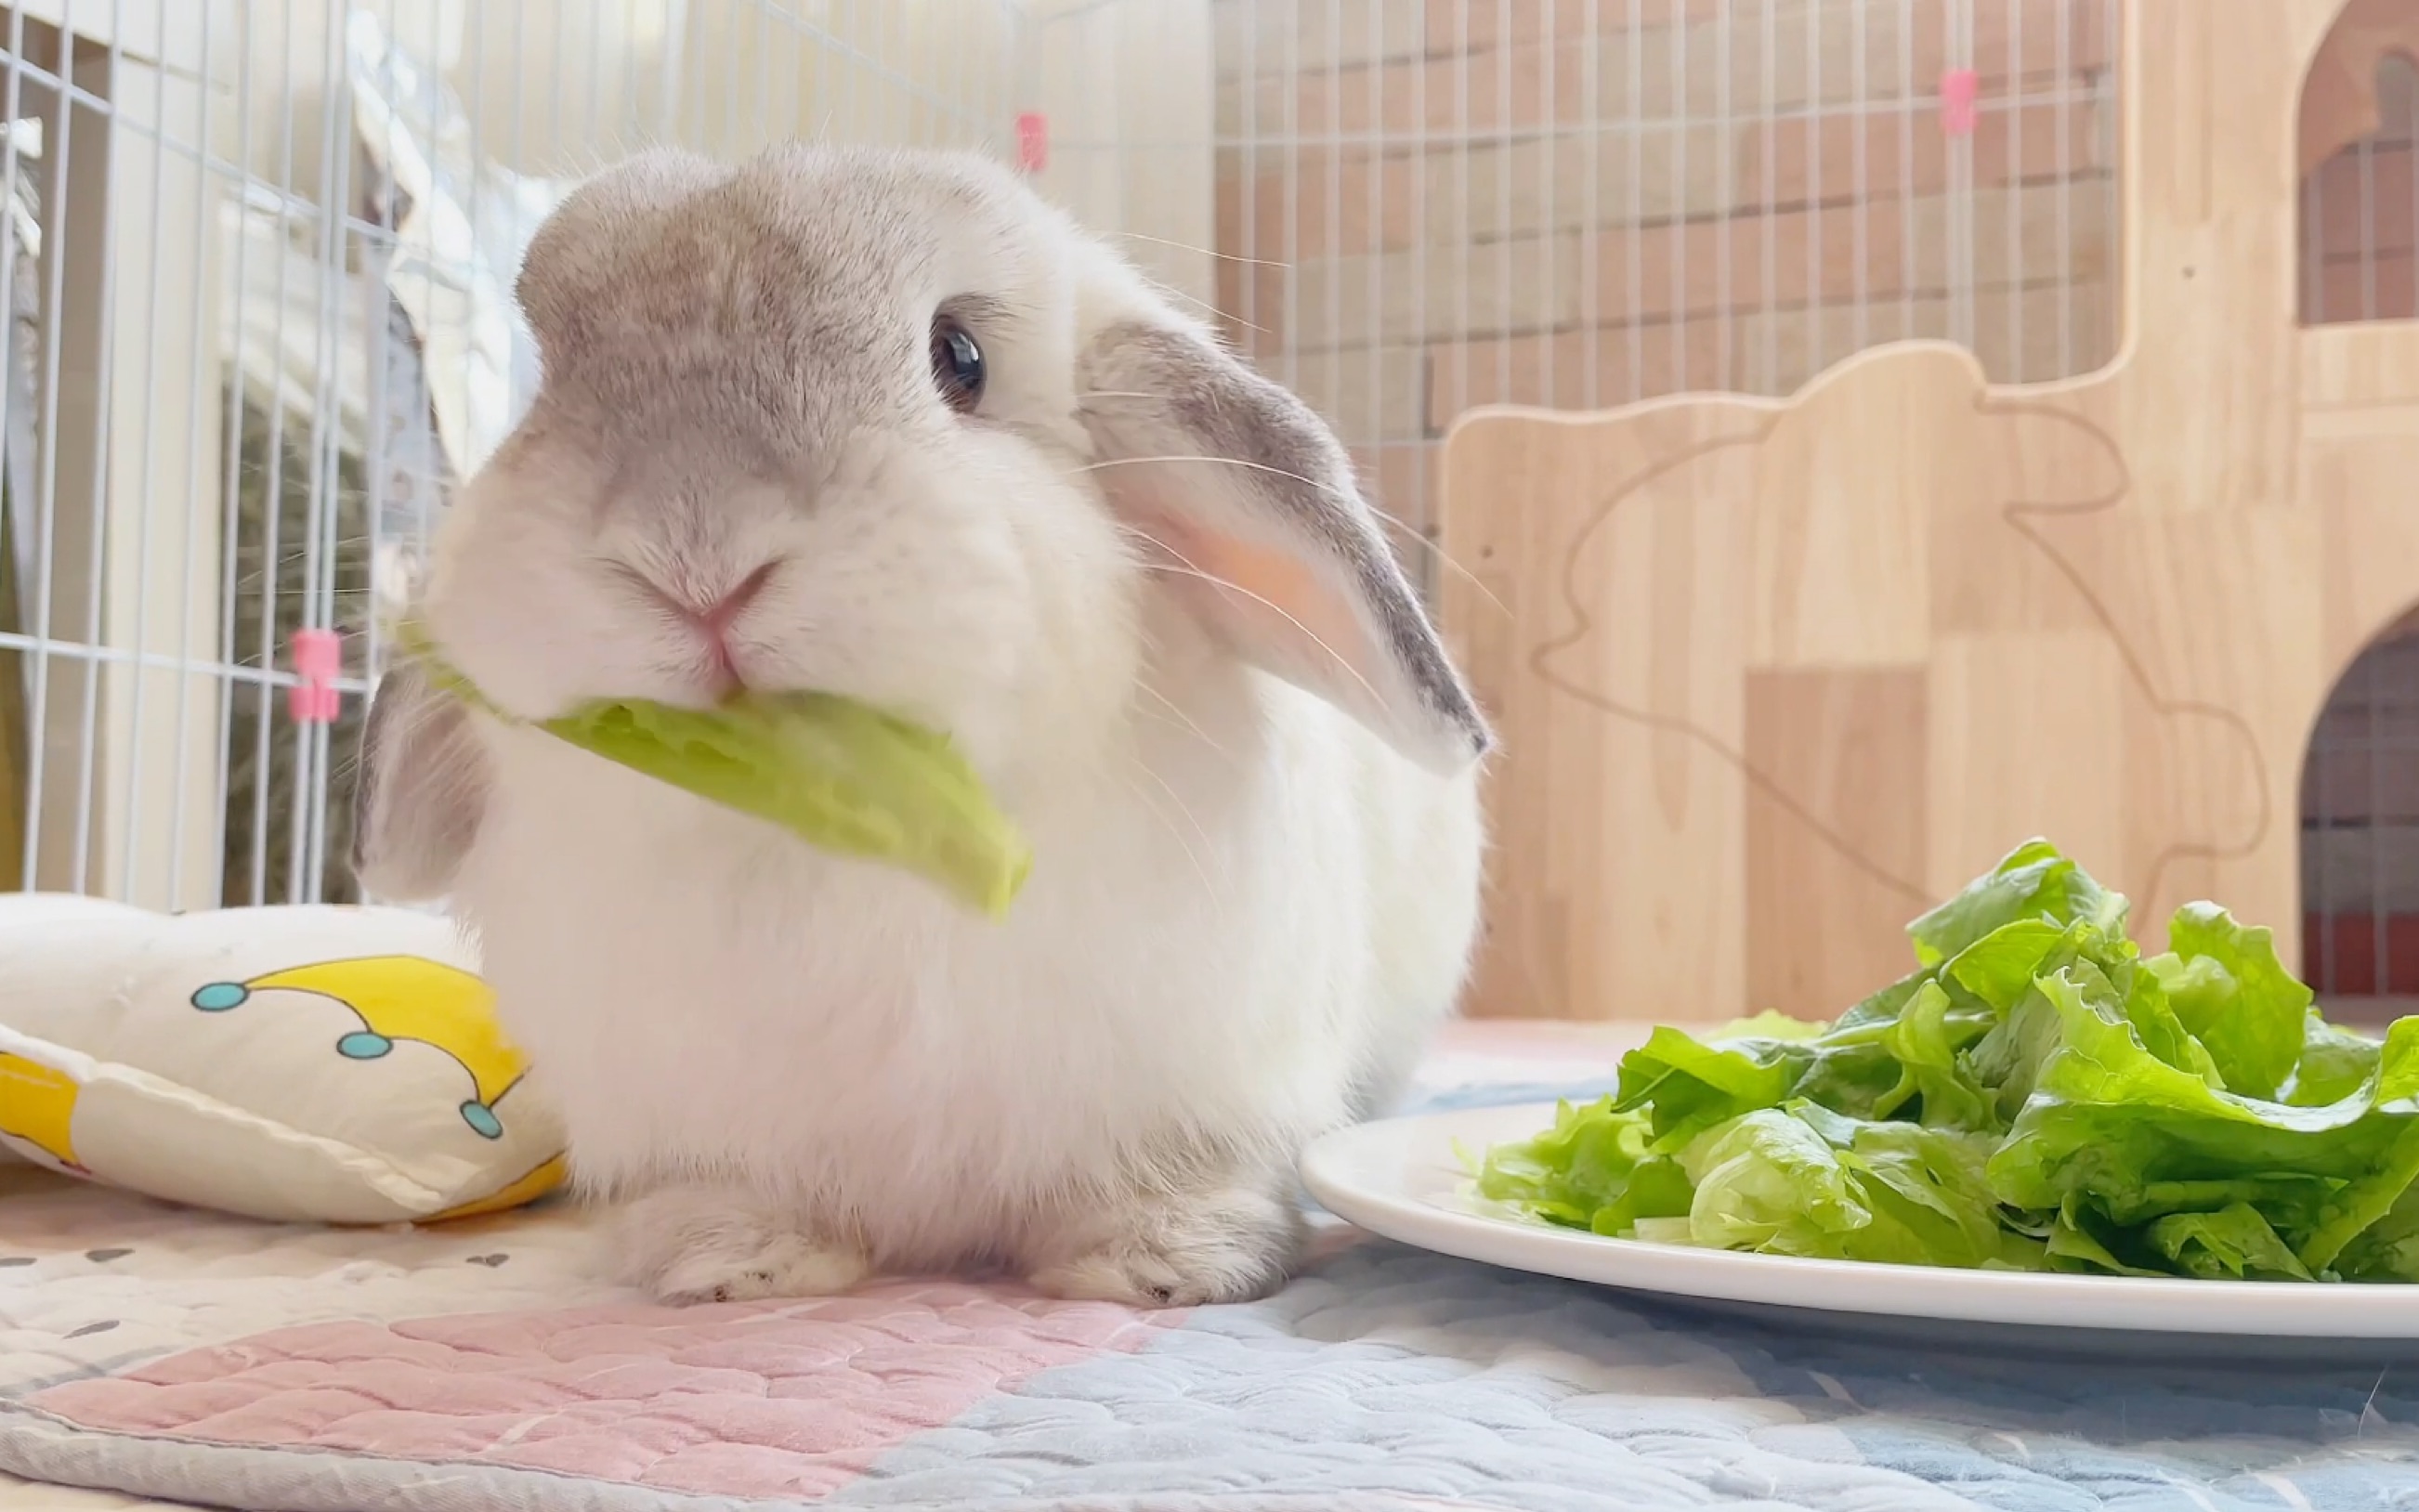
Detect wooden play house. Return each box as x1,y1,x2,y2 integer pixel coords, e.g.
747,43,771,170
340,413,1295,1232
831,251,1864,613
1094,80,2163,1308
1439,0,2419,1023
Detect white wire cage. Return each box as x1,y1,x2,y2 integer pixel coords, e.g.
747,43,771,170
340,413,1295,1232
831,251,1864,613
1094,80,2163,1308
0,0,2400,1012
0,0,1051,914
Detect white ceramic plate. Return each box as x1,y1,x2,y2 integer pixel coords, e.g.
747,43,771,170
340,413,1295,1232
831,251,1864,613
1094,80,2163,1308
1300,1101,2419,1339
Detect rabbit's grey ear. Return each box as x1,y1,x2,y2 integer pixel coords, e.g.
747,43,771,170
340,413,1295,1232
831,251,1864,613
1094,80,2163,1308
1076,322,1489,775
353,662,490,900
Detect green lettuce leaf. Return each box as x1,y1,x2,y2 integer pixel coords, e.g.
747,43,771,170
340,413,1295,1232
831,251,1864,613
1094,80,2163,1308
397,622,1031,918
1474,836,2418,1286
2151,902,2312,1100
1661,1105,2032,1267
1709,1010,1832,1044
2289,1015,2382,1107
1679,1109,1872,1255
1613,1026,1804,1144
544,695,1032,919
2145,1204,2313,1282
1869,981,1995,1131
2331,1180,2419,1282
1905,838,2126,967
1942,918,2069,1012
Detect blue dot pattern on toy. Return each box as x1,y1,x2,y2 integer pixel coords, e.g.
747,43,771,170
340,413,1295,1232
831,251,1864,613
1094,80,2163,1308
335,1032,393,1060
189,964,522,1145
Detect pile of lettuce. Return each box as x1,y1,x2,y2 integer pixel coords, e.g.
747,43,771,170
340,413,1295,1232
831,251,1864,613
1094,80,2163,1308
1474,840,2419,1282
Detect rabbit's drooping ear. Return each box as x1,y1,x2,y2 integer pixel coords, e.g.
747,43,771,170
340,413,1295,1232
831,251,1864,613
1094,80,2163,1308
1077,322,1490,775
353,662,490,900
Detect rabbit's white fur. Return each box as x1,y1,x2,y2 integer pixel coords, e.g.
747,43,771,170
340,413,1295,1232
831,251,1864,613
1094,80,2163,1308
361,145,1487,1307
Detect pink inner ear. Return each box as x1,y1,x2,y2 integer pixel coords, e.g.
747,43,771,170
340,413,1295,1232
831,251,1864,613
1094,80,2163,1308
1147,510,1379,692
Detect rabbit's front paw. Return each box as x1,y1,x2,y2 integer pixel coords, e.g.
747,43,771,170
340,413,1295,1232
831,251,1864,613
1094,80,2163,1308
613,1184,868,1304
1026,1181,1302,1307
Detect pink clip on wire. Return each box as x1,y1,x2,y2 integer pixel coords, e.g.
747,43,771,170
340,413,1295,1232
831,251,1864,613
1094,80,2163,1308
1016,112,1049,174
288,629,342,723
1939,69,1980,137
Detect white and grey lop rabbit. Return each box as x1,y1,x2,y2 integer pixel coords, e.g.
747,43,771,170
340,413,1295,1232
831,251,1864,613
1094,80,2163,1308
356,145,1489,1308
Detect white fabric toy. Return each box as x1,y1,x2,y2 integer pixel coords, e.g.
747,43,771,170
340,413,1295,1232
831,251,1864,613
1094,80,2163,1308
0,894,563,1224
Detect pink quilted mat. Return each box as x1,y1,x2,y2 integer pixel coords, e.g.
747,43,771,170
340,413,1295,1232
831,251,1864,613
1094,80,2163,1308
0,1022,1647,1512
41,1285,1176,1500
17,1018,2386,1512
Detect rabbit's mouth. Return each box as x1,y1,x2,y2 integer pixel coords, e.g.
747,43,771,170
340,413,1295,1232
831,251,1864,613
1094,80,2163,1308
398,620,1034,918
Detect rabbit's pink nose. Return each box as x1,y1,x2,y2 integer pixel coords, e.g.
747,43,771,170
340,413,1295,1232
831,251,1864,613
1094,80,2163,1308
644,561,778,694
691,561,776,639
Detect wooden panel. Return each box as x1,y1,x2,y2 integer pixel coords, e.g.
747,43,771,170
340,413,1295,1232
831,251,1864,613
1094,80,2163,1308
2121,671,2277,944
2302,323,2419,409
1926,632,2129,901
1929,392,2126,643
1419,0,2419,1020
2315,434,2419,667
1441,405,1766,1021
1746,346,1959,668
1745,668,1929,1018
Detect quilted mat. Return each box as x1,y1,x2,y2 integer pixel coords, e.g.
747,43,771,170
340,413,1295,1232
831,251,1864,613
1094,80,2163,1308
6,1020,2419,1512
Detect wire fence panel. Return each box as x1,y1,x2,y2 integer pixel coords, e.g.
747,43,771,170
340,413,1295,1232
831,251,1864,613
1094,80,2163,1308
1203,0,2120,569
0,1,2407,1023
0,1,1025,912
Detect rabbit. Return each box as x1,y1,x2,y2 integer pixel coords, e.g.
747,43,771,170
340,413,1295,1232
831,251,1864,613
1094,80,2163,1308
353,144,1490,1309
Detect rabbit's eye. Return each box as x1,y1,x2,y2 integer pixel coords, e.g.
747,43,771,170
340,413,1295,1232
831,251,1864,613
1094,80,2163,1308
930,316,986,412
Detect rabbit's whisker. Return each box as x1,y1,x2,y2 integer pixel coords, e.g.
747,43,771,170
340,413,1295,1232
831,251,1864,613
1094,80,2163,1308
1144,555,1387,719
1133,680,1238,766
1120,763,1222,905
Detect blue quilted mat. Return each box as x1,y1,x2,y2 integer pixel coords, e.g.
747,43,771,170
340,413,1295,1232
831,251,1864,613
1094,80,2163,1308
1,1024,2414,1511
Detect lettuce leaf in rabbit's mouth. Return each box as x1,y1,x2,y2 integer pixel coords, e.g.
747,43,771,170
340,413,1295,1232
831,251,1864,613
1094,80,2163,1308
1472,839,2419,1283
393,622,1031,919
